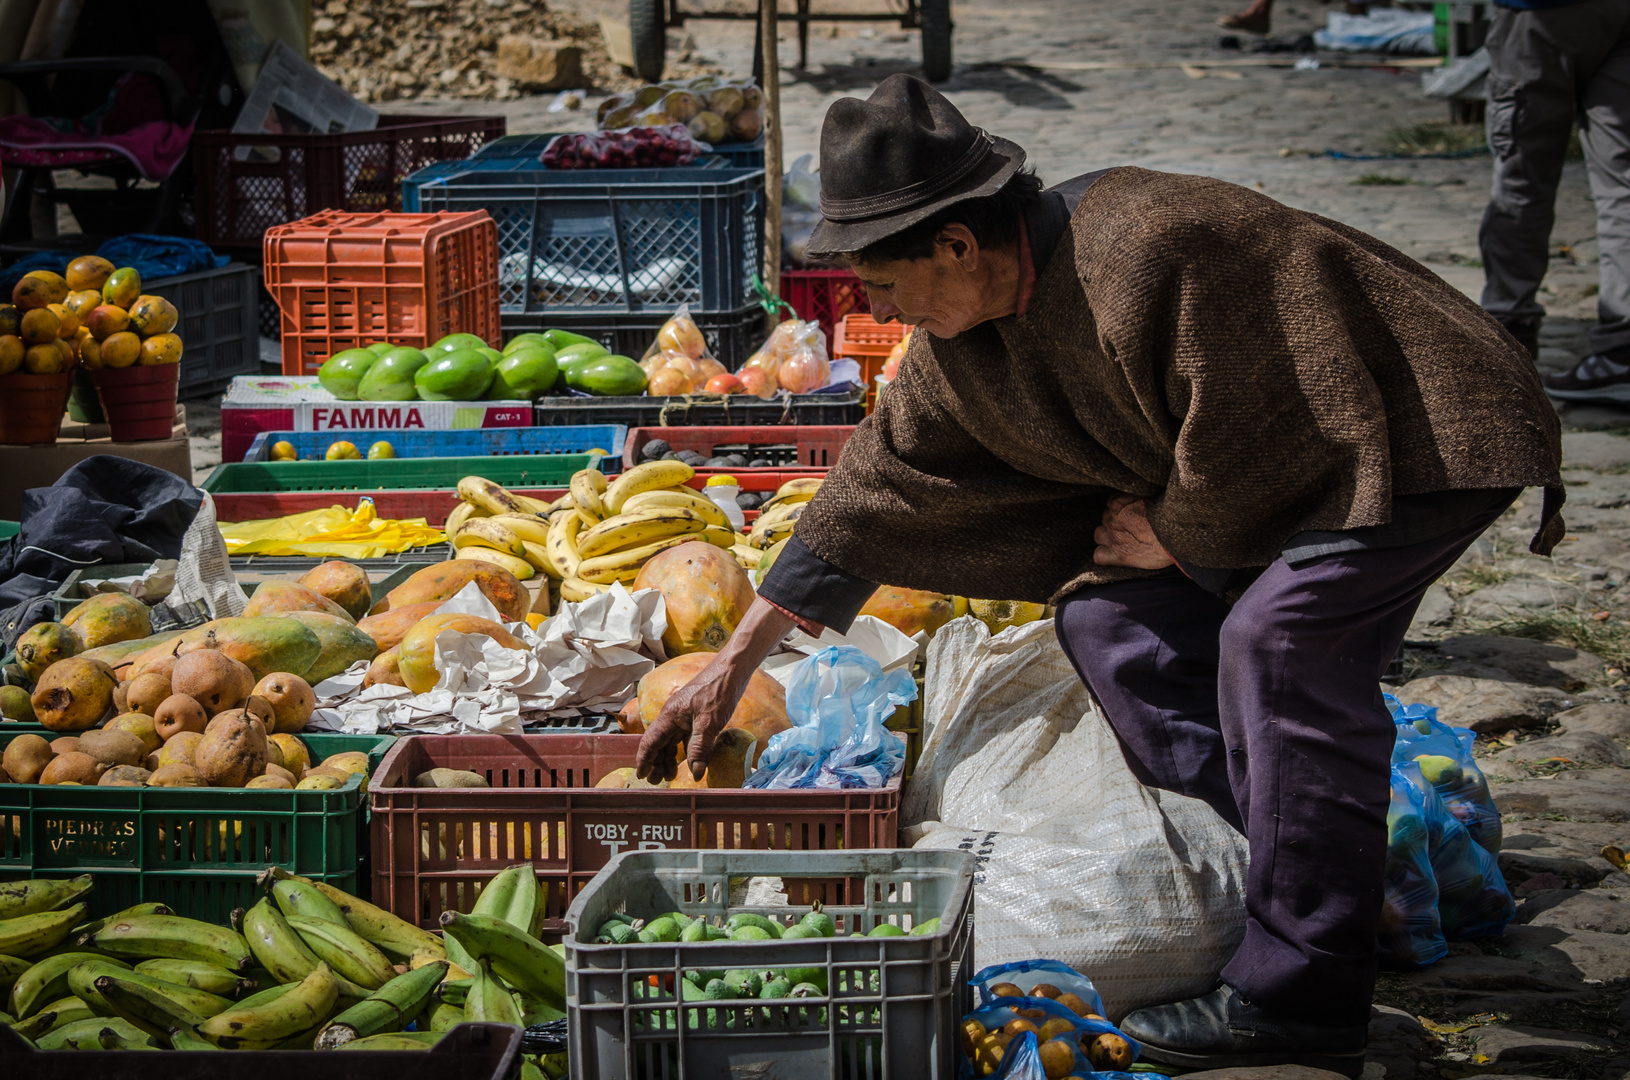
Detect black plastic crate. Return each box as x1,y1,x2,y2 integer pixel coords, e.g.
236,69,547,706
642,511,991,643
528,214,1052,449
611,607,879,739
532,385,864,428
502,304,767,369
416,166,764,316
145,262,261,399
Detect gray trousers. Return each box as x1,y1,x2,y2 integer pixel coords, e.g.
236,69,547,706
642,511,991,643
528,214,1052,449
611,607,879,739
1478,0,1630,355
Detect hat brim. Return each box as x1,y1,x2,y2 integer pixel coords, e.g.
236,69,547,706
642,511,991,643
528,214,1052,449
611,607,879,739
804,135,1026,260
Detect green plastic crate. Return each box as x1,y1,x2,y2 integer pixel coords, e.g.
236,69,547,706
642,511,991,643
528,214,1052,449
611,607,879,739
0,521,18,541
50,561,429,620
0,730,393,922
200,454,596,494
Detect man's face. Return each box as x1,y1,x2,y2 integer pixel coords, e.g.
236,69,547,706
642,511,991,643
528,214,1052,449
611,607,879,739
849,233,989,338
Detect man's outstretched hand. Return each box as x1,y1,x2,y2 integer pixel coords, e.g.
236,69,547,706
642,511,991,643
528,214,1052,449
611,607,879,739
1092,495,1175,569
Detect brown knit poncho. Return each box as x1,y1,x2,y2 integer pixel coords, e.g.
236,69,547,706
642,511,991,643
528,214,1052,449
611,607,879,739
794,168,1565,603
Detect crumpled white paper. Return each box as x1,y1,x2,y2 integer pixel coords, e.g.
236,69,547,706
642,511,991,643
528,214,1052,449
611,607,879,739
759,614,919,688
307,580,668,735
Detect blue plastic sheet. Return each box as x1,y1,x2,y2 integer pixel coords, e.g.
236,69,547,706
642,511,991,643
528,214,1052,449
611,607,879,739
743,645,915,790
0,234,226,294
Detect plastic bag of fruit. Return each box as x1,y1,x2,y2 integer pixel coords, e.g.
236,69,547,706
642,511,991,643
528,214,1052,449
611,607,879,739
1386,693,1500,854
541,124,708,169
637,305,732,395
970,960,1106,1019
1378,761,1447,969
598,76,765,145
960,995,1140,1079
740,318,831,398
1403,761,1515,943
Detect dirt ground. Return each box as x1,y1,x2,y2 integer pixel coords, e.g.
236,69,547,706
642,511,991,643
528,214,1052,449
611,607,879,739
201,9,1630,1075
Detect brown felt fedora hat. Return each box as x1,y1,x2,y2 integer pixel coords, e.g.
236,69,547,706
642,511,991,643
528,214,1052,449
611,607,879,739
806,74,1025,258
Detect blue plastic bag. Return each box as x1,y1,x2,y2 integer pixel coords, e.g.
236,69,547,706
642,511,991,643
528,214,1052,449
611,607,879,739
958,996,1140,1079
1404,766,1515,942
970,959,1107,1019
1386,694,1501,854
1378,763,1446,969
743,645,915,790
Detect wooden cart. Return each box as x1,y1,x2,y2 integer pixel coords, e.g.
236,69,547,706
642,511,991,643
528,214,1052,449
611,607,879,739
629,0,953,84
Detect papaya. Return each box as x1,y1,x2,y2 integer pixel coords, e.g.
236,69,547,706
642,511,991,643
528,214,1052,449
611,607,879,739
172,617,323,682
296,560,373,621
367,342,396,357
242,580,355,622
61,593,152,650
414,349,494,401
490,347,558,400
369,561,528,622
280,611,378,684
16,622,82,681
317,348,378,400
633,541,755,656
552,342,608,366
427,333,488,355
566,355,647,397
81,629,183,675
543,329,599,351
357,601,442,652
357,347,431,401
502,332,554,355
397,614,527,694
637,652,790,749
857,586,957,638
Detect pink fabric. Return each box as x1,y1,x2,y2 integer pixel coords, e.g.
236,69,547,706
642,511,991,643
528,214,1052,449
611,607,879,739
0,116,191,181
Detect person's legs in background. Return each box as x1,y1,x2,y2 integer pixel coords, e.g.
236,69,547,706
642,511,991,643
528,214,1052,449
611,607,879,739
1576,17,1630,362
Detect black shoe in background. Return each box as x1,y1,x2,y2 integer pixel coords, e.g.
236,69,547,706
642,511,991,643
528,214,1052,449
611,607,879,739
1543,347,1630,403
1497,316,1541,360
1117,984,1368,1078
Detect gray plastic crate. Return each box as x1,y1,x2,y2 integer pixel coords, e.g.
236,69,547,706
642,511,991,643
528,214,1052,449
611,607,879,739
564,848,975,1080
145,262,261,399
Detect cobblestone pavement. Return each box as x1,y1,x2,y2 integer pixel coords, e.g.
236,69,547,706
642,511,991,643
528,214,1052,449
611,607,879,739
206,11,1630,1072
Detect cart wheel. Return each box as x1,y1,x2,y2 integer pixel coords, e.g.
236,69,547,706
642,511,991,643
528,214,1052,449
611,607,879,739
630,0,666,84
920,0,953,82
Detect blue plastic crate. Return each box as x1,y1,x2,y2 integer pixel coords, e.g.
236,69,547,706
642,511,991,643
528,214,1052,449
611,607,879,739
473,132,764,169
241,423,627,465
415,166,764,316
400,150,731,211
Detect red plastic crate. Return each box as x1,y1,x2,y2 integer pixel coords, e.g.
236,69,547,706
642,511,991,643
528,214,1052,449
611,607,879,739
264,210,501,376
193,114,506,249
208,469,827,527
833,313,909,413
621,425,854,471
368,733,900,933
779,268,869,346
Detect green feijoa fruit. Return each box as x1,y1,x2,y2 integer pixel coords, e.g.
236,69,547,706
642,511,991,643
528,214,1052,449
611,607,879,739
729,926,772,942
779,967,826,994
686,969,724,987
799,911,836,938
867,923,906,937
639,916,680,943
788,982,823,998
760,978,791,999
702,979,736,1000
910,917,941,936
680,919,710,944
723,970,762,997
780,924,821,940
724,914,783,939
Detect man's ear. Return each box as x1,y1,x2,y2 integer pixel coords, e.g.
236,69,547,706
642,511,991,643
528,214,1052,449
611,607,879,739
938,223,978,267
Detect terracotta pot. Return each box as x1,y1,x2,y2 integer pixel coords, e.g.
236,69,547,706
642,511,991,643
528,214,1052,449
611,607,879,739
0,368,75,445
93,363,180,442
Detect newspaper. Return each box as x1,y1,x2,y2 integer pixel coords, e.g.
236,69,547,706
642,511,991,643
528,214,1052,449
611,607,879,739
231,39,378,161
170,492,247,619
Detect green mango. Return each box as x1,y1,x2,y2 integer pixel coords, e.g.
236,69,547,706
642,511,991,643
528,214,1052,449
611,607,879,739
477,347,503,365
503,332,554,355
366,342,396,357
429,333,490,355
318,348,379,400
358,346,431,401
544,329,600,350
414,348,496,401
553,342,610,366
566,354,648,397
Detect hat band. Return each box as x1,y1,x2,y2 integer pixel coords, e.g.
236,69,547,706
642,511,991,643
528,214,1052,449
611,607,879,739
819,131,996,222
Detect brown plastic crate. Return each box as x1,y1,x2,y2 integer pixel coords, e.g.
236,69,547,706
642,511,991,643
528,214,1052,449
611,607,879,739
264,210,501,376
832,313,909,414
192,114,506,248
369,733,901,935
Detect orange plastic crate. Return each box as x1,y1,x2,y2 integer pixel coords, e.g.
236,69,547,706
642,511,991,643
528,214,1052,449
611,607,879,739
264,210,501,376
832,313,908,413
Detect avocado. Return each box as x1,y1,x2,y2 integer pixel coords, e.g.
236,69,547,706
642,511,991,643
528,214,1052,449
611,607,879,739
318,348,379,400
565,354,648,397
414,348,495,401
358,346,431,401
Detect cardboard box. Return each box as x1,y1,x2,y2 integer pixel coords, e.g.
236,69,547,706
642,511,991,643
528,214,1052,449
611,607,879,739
220,376,533,464
0,409,192,520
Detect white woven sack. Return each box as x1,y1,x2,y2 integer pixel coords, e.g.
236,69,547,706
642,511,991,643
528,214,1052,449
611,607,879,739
906,617,1248,1020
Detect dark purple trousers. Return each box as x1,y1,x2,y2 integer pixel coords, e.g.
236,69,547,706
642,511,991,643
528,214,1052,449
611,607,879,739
1054,508,1504,1025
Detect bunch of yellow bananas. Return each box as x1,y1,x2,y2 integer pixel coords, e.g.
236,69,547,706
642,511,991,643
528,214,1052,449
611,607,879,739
444,475,561,582
548,461,741,599
745,478,823,550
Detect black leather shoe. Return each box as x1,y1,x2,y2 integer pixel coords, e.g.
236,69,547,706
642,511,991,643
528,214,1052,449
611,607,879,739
1118,984,1367,1078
